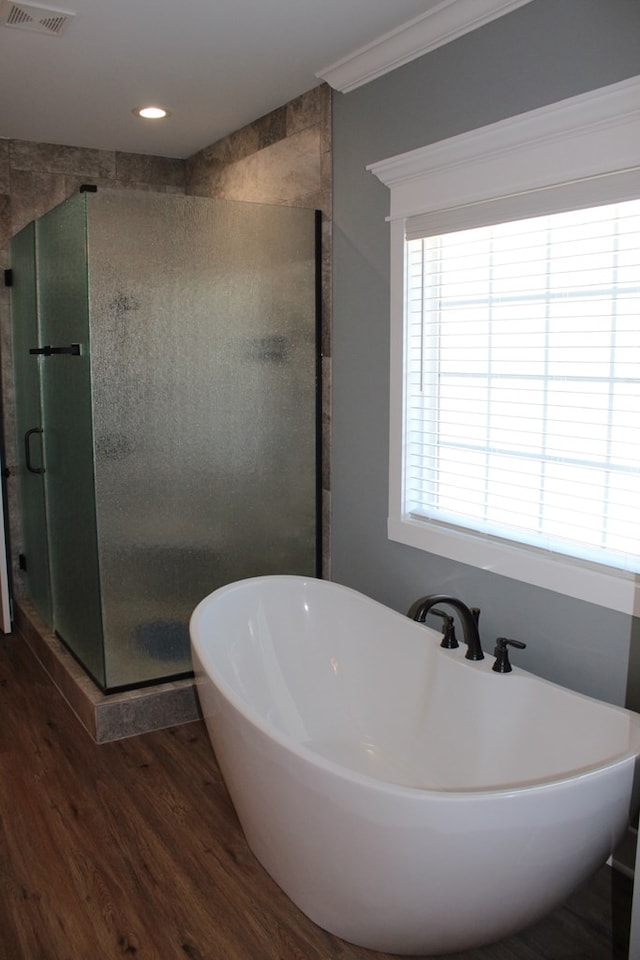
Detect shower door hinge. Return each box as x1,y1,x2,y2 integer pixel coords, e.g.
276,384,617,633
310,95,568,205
3,269,12,287
79,184,97,193
18,554,26,571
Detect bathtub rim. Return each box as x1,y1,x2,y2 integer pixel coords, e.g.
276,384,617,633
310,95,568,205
190,574,640,799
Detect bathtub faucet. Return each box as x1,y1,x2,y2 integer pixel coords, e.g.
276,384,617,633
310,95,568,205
408,595,484,661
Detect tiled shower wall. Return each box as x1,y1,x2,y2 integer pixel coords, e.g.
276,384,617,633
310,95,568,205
0,81,331,603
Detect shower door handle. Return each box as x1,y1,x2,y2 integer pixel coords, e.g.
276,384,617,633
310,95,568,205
29,344,81,356
24,428,45,475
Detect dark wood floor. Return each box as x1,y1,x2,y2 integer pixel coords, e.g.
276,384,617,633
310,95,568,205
0,630,633,960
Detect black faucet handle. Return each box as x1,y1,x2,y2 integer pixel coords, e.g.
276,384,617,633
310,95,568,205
430,608,459,649
492,637,527,673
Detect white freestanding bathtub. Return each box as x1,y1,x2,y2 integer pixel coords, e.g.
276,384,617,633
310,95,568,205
190,575,640,956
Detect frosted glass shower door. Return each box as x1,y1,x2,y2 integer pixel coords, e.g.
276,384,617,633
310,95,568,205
87,191,319,690
9,221,51,626
37,195,105,687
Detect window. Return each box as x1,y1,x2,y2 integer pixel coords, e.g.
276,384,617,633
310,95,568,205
369,76,640,613
406,199,640,570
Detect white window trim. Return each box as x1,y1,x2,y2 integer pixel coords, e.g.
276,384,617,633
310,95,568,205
369,75,640,616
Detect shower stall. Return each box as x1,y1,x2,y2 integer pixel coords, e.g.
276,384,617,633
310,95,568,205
8,188,320,692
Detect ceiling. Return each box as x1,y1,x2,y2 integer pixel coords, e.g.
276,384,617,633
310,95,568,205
0,0,511,159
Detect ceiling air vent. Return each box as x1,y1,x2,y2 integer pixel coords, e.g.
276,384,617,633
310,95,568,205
0,0,75,35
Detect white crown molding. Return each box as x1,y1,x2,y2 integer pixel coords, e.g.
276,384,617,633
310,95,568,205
367,75,640,221
316,0,536,93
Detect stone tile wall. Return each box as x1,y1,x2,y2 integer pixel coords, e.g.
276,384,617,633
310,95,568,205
0,141,186,592
187,83,332,575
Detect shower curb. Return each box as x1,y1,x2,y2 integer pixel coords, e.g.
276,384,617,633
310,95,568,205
13,600,202,742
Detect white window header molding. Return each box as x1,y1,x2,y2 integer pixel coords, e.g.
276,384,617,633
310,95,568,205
317,0,535,94
368,75,640,222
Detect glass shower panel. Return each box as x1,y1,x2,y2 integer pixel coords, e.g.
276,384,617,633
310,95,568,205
37,194,105,687
9,221,52,625
86,191,318,690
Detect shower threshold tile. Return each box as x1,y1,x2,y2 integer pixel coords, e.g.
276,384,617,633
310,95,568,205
13,600,201,742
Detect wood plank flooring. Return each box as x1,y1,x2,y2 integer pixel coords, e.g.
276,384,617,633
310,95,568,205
0,630,633,959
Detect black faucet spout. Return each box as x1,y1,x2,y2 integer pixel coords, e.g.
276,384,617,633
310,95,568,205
409,595,484,661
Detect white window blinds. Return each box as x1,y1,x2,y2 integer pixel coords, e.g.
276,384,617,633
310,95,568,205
405,198,640,572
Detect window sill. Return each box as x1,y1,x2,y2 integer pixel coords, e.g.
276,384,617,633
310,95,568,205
388,515,640,616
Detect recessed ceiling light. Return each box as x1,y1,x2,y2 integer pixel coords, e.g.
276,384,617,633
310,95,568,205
133,106,171,120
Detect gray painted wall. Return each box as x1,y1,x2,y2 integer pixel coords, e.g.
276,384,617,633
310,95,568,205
331,0,640,707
